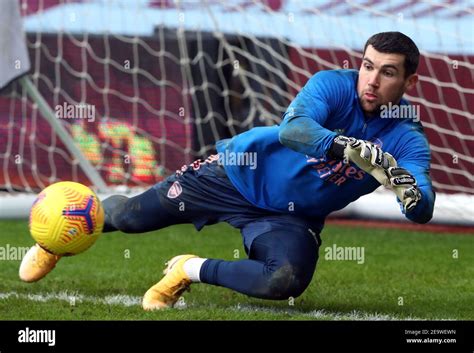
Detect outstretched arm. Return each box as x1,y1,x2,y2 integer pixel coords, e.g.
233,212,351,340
392,132,435,224
335,129,435,224
278,71,349,157
279,116,336,158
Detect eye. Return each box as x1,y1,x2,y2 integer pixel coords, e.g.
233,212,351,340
364,63,373,70
384,71,394,77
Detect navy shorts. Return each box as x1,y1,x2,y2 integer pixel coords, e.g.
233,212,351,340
154,157,323,253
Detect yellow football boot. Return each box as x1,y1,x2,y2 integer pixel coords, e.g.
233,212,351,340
142,254,198,311
19,244,61,282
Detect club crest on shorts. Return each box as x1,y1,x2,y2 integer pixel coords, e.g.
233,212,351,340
167,181,182,199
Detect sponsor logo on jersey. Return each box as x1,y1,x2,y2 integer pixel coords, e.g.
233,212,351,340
305,136,384,186
306,157,366,186
167,181,183,199
175,155,220,176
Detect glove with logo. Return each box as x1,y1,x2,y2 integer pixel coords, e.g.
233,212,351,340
385,167,422,212
328,135,422,212
328,135,396,186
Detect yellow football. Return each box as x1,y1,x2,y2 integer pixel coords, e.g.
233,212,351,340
29,181,104,256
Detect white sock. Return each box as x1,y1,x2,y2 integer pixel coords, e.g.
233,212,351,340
183,257,207,282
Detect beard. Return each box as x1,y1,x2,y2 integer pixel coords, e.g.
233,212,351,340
359,95,381,117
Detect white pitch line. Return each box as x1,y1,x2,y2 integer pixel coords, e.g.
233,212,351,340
0,291,142,307
230,304,453,321
0,292,453,320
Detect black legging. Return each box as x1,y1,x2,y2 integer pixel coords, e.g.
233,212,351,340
102,188,320,300
200,225,319,300
102,188,187,233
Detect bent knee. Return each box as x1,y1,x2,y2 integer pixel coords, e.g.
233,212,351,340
112,200,142,233
262,263,313,300
114,212,143,233
106,197,143,233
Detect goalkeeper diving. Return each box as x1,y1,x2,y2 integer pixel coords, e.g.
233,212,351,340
20,31,435,310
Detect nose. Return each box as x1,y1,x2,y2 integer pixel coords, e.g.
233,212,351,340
367,71,380,88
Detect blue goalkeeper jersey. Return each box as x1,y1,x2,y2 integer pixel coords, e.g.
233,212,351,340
216,69,435,224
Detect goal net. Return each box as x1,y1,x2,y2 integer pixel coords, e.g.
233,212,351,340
0,0,472,223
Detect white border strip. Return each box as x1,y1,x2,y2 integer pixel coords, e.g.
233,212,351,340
231,304,441,321
0,291,453,320
0,291,141,307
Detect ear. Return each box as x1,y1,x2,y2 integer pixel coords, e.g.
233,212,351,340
404,73,418,91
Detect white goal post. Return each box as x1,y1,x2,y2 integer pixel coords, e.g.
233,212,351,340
0,0,472,225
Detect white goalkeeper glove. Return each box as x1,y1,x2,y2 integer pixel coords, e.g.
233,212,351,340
329,136,396,186
384,167,422,213
328,136,422,212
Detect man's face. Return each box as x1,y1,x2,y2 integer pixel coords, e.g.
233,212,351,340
357,45,418,117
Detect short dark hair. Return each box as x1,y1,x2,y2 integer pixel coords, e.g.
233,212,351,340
363,32,420,78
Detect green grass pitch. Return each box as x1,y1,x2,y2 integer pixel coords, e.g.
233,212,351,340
0,220,473,320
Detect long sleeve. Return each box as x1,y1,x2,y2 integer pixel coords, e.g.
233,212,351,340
279,116,336,158
278,70,354,158
395,125,436,224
